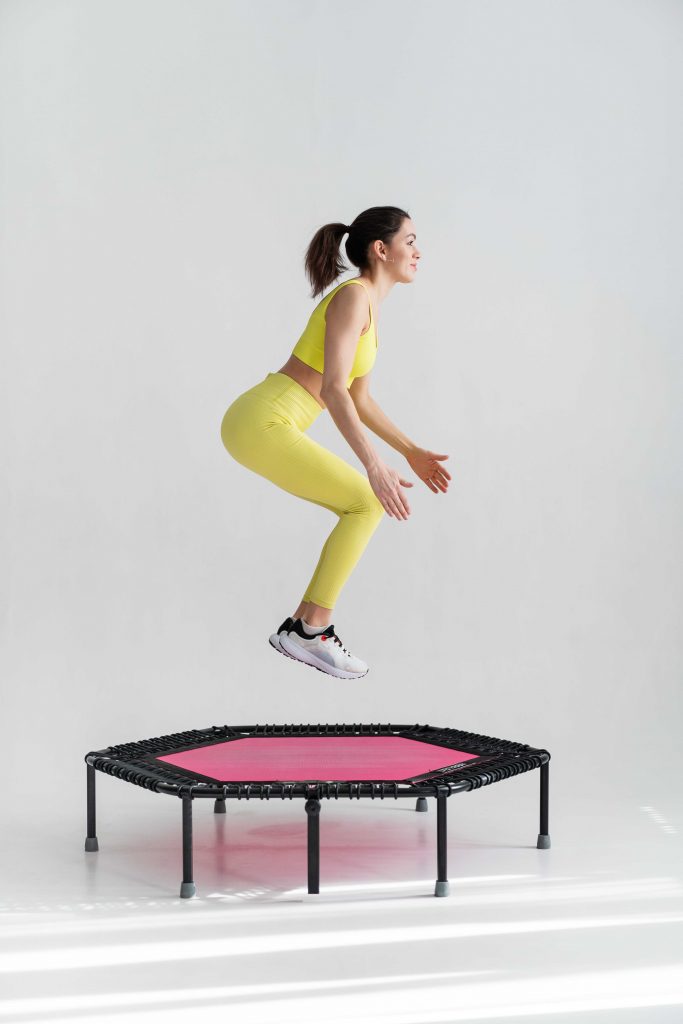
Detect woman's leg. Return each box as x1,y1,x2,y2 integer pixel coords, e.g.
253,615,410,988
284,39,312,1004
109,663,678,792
292,599,320,624
223,410,384,618
292,599,336,630
281,436,385,613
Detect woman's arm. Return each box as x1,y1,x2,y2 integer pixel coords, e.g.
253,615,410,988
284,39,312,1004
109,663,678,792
321,285,382,471
322,288,413,518
323,388,382,471
354,396,418,457
353,389,451,495
324,389,413,518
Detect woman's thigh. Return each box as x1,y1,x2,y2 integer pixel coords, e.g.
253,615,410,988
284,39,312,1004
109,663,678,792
222,397,381,517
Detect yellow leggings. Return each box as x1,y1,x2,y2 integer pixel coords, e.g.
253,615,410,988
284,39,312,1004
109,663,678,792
220,372,385,610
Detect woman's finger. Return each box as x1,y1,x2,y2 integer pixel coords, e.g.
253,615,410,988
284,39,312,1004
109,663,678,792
389,495,406,519
398,493,411,517
389,495,403,518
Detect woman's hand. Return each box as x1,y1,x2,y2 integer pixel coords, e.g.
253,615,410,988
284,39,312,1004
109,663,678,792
406,447,451,493
367,461,414,520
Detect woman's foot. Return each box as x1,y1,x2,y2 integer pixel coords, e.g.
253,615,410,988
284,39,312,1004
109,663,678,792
280,619,369,679
268,616,297,658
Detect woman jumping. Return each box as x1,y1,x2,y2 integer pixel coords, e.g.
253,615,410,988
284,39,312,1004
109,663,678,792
220,205,450,680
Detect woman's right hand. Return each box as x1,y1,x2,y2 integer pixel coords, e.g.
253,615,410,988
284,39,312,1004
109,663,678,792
367,461,414,520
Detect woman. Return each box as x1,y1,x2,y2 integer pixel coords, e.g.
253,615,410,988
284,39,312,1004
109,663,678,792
220,205,450,680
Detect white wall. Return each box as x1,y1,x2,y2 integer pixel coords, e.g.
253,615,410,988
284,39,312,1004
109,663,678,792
1,0,681,820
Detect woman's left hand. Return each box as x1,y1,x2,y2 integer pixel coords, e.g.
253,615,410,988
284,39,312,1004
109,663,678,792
406,447,451,493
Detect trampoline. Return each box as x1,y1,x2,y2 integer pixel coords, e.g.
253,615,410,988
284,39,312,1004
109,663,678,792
84,723,551,898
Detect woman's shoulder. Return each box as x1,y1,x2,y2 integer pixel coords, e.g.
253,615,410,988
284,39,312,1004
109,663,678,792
325,278,368,307
324,278,371,331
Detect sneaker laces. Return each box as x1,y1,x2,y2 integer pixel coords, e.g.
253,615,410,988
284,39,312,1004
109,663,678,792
333,634,351,654
323,625,352,656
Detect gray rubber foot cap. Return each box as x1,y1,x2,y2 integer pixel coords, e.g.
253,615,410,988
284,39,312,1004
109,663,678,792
84,837,99,852
415,797,428,813
180,881,196,898
537,833,551,849
434,880,450,897
214,799,226,813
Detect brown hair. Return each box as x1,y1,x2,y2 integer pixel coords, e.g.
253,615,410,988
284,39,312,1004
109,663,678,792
303,205,411,298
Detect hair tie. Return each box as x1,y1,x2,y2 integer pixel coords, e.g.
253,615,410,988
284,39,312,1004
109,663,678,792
346,224,352,233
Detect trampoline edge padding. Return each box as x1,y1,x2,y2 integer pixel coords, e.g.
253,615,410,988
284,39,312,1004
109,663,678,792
84,722,550,800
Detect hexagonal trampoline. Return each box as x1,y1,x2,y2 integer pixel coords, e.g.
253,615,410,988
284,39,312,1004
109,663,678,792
84,722,551,898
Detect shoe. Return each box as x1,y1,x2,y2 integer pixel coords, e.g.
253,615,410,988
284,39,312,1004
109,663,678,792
269,616,297,658
279,620,369,679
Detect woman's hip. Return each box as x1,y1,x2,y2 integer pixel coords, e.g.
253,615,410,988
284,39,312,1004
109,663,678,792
220,371,322,461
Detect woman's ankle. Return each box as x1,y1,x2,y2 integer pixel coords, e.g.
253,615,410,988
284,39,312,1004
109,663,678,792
292,600,333,628
301,618,329,635
303,611,333,628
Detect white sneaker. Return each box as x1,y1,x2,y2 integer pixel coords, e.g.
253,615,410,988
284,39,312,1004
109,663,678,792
268,616,296,659
280,620,369,679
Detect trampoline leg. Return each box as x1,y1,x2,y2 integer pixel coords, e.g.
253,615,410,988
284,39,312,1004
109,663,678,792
213,798,226,814
434,791,450,897
84,764,99,852
415,797,428,813
305,798,320,895
537,761,551,849
180,794,196,898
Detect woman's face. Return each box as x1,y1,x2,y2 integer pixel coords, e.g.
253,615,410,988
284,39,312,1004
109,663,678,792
382,218,421,282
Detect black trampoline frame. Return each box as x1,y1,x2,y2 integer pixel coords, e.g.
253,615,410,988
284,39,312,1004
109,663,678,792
84,722,551,898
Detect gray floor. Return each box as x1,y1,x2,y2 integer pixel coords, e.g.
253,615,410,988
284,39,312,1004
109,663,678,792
2,780,682,1024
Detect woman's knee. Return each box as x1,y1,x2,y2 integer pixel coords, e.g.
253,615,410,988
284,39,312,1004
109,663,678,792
369,490,386,522
347,482,385,524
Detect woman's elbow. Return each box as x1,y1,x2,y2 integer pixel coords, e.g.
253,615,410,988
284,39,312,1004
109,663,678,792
320,382,348,402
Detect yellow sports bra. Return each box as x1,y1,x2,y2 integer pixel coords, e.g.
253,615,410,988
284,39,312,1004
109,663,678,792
291,278,377,388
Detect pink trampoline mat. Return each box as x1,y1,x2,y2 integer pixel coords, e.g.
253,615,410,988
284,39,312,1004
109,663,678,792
157,735,478,782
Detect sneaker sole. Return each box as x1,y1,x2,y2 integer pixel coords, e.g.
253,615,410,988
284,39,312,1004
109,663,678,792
269,634,295,659
279,634,368,679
